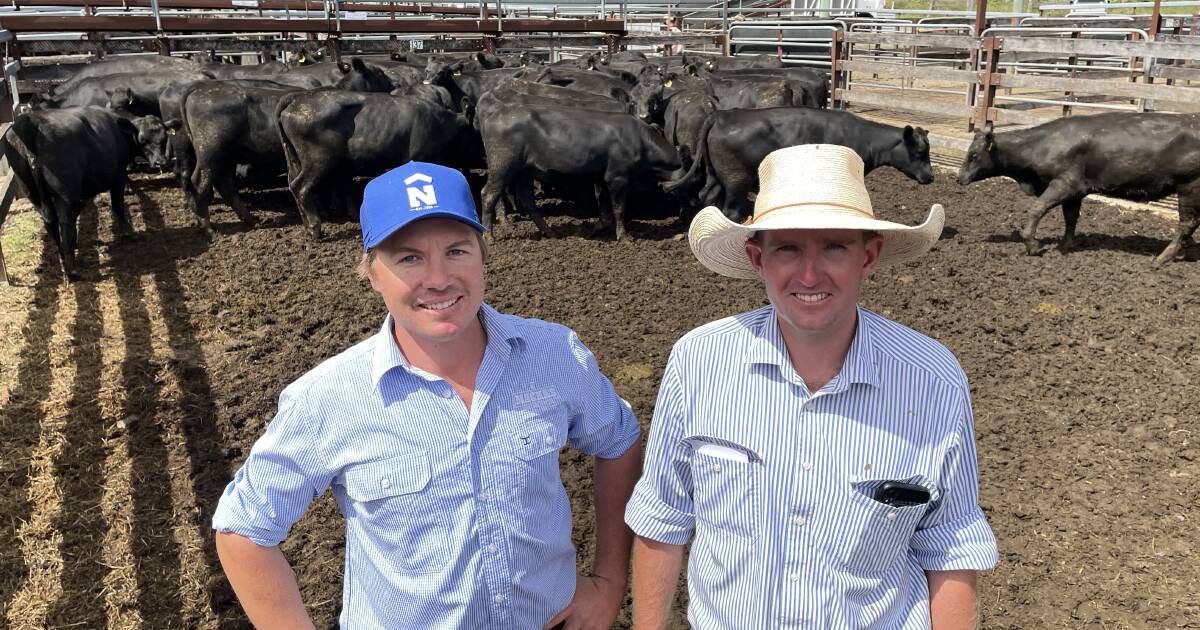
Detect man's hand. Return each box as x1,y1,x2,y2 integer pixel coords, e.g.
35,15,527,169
543,574,626,630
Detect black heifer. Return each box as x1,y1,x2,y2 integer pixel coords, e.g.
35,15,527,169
51,55,200,95
2,107,165,278
278,93,479,239
958,114,1200,266
667,107,933,220
39,70,211,116
478,104,683,240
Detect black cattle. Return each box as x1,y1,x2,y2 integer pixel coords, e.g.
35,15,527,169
715,80,794,110
201,60,289,79
278,93,480,239
663,88,717,164
424,65,526,109
51,55,200,95
667,107,933,220
958,114,1200,266
2,107,166,278
391,83,456,110
702,54,784,70
700,66,830,108
179,58,395,231
39,70,212,117
158,78,293,215
535,65,637,88
478,104,683,240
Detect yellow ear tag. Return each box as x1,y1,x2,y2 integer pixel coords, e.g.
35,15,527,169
587,63,594,70
664,79,673,87
166,128,176,136
453,70,462,76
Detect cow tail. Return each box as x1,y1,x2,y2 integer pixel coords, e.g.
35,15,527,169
4,117,48,211
275,93,302,190
664,111,714,193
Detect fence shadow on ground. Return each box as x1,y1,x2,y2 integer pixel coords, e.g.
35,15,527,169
0,231,63,622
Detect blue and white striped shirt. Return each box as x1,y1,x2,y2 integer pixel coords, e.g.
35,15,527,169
625,305,997,629
213,304,640,629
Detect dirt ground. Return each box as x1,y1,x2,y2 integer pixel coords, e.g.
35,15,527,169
0,166,1197,629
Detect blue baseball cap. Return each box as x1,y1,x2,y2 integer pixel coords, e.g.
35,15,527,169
359,161,486,251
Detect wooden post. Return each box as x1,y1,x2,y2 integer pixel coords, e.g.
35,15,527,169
1063,30,1079,116
829,29,844,109
972,0,988,42
967,0,988,114
972,35,1001,131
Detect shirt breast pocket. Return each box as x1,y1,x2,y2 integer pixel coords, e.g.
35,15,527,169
344,451,447,574
832,475,939,575
688,443,759,540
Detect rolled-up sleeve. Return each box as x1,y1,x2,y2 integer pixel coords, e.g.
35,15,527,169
563,331,640,460
624,356,696,545
212,388,335,547
910,388,999,572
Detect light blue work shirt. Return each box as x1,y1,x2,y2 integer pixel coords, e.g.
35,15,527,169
213,304,640,628
626,305,998,629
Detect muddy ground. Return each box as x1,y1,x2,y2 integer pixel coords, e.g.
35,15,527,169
0,166,1197,629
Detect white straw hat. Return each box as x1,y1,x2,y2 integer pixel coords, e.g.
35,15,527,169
688,144,945,279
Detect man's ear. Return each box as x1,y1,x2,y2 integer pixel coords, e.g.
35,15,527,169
744,236,765,275
861,232,884,277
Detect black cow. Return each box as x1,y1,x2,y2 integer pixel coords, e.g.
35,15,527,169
2,107,167,278
478,104,683,240
958,114,1200,266
278,93,480,239
699,66,830,108
51,55,200,95
667,107,933,220
663,88,717,164
38,70,212,117
424,65,527,109
702,54,784,70
201,60,290,80
180,58,394,231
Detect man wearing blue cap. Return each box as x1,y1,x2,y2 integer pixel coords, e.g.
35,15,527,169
212,162,642,629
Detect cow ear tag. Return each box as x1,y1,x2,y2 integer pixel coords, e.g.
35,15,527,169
166,128,176,136
664,79,673,87
453,70,462,76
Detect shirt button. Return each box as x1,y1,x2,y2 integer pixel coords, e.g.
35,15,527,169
802,461,812,471
712,463,722,473
487,543,498,553
493,594,505,604
479,492,490,502
544,435,554,446
380,478,391,489
792,515,806,527
886,511,898,521
790,573,801,582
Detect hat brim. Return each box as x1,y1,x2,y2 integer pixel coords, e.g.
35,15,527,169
688,203,946,279
363,211,486,251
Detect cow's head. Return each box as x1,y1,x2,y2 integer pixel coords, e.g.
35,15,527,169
336,58,395,92
107,87,135,112
889,125,933,185
126,115,170,169
630,78,666,123
476,51,505,69
577,53,599,71
425,60,464,86
703,58,718,73
391,51,406,62
959,122,996,185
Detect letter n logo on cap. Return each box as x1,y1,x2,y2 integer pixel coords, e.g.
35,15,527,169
404,173,437,211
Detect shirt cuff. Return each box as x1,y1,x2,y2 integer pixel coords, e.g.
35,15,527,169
211,486,289,548
910,507,999,572
624,488,695,546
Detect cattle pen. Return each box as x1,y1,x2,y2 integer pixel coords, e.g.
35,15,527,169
0,0,1199,628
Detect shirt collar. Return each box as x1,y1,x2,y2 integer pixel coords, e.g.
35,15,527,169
743,305,881,389
370,303,523,388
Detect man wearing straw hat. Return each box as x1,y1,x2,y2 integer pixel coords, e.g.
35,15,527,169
625,144,997,628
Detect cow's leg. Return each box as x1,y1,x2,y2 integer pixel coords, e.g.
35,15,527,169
190,164,219,234
480,165,515,234
593,182,614,236
290,168,326,240
608,175,632,241
514,177,556,238
1153,185,1199,268
1020,179,1077,256
723,173,755,222
54,199,80,280
109,177,135,239
1058,196,1084,254
214,174,257,226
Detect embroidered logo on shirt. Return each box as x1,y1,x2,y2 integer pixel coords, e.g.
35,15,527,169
511,388,557,408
